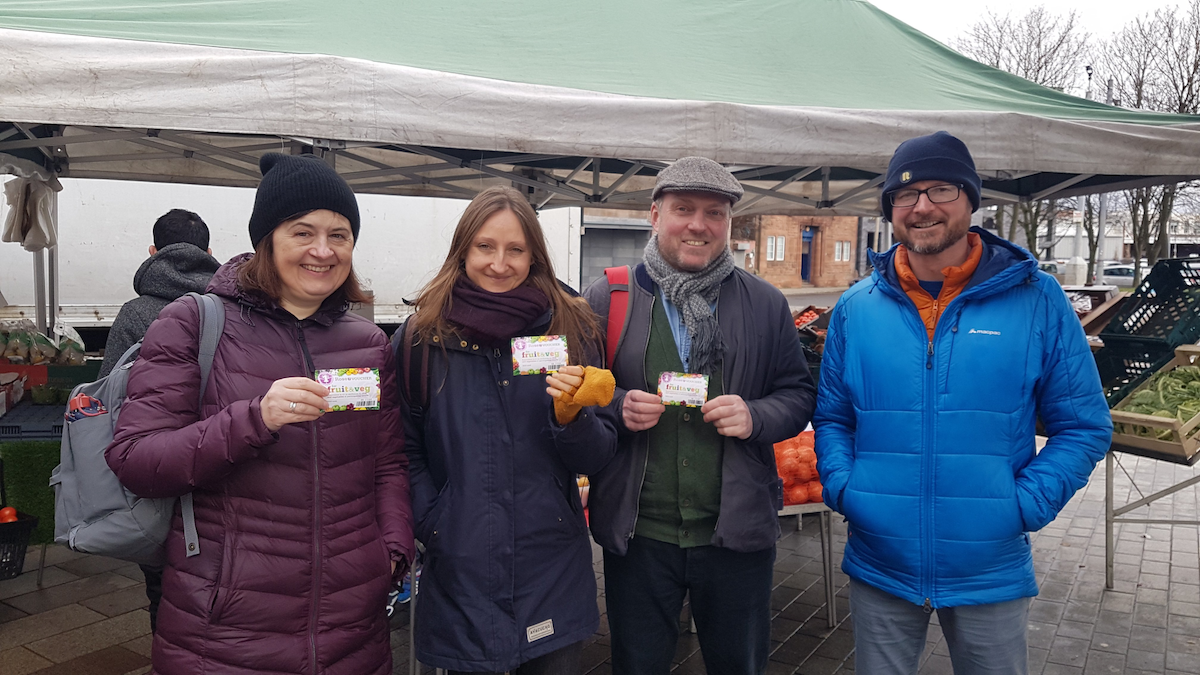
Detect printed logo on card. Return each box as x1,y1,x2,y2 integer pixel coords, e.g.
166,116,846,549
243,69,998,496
526,619,555,642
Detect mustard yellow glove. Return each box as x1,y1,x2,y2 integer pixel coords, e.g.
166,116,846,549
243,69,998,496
553,366,616,425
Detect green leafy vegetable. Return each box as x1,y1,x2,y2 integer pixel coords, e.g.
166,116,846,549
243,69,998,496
1117,366,1200,441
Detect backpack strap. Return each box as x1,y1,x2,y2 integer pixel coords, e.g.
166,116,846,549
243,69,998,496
180,292,226,558
191,292,225,400
394,319,430,420
603,266,633,368
112,341,144,373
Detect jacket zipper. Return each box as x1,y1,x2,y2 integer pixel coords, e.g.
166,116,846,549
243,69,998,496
628,294,656,541
880,281,942,610
297,323,321,675
922,334,934,610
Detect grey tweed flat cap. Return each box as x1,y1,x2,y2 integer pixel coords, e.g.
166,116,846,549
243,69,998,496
652,156,744,204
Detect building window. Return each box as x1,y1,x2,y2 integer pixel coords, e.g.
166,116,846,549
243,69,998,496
776,236,785,260
834,240,852,262
766,236,776,261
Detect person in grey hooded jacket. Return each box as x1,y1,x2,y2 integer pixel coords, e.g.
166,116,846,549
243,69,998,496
99,209,219,378
99,207,219,633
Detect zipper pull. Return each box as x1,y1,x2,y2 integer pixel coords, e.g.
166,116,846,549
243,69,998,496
923,598,933,613
926,341,933,369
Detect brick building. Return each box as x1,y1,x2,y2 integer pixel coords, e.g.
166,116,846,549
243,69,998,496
734,214,861,288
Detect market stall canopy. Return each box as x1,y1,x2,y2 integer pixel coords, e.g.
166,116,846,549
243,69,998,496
1,0,1199,215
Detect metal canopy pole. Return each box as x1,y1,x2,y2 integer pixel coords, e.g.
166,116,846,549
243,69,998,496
48,190,58,331
32,248,47,334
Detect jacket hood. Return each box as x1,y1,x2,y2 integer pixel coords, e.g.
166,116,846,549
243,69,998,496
132,243,220,301
868,227,1037,299
207,252,348,326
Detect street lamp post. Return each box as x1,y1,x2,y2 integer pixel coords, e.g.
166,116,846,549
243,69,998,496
1065,66,1096,285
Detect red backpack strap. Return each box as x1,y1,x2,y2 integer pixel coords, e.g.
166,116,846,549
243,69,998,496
604,266,633,368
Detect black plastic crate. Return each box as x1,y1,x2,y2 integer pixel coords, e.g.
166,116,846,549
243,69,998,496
0,458,40,580
1100,259,1200,348
1093,338,1176,407
0,512,37,580
0,400,64,441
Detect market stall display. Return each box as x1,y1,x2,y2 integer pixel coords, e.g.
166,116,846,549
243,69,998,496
774,428,836,627
1063,285,1118,320
1110,345,1200,464
775,430,822,506
1096,260,1200,590
1093,259,1200,405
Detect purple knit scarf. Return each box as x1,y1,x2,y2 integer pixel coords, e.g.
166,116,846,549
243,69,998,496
446,277,550,344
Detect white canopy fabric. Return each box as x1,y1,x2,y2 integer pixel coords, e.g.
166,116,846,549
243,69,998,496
1,0,1199,216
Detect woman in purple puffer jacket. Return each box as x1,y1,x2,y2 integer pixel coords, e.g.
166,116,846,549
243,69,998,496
107,153,414,675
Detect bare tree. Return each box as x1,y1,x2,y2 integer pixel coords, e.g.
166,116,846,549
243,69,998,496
1100,1,1200,282
1080,196,1102,282
956,6,1090,257
955,5,1091,94
1123,186,1179,284
1014,200,1067,260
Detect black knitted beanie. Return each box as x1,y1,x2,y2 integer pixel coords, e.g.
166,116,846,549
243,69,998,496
880,131,981,222
248,153,360,248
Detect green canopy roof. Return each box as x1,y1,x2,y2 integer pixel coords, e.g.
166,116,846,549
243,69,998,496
1,0,1198,214
0,0,1190,124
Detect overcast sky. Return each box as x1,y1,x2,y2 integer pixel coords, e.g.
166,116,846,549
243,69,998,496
866,0,1193,44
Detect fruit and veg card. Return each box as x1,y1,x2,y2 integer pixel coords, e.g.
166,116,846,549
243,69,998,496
658,372,708,407
512,335,569,375
315,368,380,411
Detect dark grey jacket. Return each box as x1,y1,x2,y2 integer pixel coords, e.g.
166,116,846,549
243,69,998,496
100,243,220,377
582,264,816,554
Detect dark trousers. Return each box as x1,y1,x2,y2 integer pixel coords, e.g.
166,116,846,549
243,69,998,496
447,641,582,675
603,536,775,675
140,563,163,633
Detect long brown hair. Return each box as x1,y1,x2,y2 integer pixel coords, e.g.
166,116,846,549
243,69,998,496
238,211,372,307
410,186,601,363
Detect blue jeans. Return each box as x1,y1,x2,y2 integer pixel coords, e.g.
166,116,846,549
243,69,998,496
849,579,1031,675
603,536,774,675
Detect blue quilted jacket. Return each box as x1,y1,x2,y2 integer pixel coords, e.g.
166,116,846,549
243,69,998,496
814,229,1111,608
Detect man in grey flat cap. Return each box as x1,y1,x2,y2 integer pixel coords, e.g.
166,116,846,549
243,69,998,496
584,157,816,674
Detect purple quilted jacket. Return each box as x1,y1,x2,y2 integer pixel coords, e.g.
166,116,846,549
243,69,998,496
107,256,414,675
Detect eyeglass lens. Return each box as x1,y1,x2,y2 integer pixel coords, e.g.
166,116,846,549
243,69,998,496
891,185,960,207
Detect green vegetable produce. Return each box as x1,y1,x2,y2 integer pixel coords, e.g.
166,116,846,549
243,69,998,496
1117,366,1200,441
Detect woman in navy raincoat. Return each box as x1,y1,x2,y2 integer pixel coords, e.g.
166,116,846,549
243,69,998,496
398,186,618,674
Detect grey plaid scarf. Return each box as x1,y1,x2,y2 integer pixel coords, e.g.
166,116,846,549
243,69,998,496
643,234,735,375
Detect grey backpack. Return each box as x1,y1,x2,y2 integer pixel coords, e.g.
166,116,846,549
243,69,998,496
49,292,224,565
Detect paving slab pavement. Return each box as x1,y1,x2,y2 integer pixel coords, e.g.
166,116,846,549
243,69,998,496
4,453,1198,674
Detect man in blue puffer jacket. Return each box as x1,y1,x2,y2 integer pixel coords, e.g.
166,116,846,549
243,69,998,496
814,131,1111,675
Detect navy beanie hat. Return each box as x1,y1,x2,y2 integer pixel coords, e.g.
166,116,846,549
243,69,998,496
880,131,981,221
249,153,361,248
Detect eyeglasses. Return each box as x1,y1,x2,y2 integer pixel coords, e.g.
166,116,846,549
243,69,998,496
889,184,963,208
